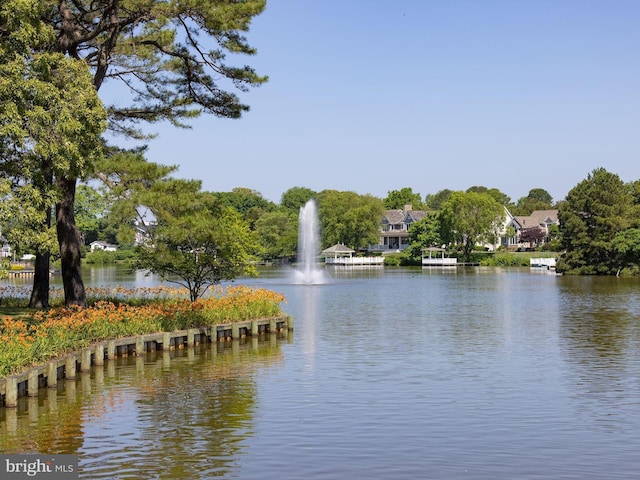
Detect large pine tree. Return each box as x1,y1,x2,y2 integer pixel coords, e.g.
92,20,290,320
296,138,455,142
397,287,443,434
1,0,267,306
558,168,636,274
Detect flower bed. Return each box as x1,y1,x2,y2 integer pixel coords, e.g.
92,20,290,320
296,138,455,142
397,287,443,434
0,285,286,377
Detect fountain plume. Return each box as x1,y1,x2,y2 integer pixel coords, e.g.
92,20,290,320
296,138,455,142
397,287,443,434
294,199,328,284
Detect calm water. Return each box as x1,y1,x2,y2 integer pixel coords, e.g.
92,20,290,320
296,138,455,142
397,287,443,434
1,266,640,479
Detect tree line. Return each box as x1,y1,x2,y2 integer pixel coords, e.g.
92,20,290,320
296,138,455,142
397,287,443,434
2,2,639,309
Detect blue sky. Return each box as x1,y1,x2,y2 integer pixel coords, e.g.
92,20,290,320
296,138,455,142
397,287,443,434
116,1,640,205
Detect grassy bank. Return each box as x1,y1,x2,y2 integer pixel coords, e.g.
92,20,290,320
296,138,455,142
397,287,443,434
0,285,286,377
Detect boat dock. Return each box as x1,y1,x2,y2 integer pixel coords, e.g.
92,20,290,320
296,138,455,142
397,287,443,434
530,258,556,269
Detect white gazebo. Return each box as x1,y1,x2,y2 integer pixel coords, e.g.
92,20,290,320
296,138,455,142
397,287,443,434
421,247,457,267
322,244,384,266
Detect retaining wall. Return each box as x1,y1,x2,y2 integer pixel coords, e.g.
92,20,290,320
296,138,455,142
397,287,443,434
0,315,292,408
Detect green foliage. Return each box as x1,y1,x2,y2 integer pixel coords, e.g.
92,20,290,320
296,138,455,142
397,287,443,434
466,186,511,206
384,187,425,209
479,253,531,267
254,210,298,260
558,168,638,275
424,189,453,210
527,188,554,204
383,254,403,266
135,186,260,301
84,249,135,265
317,190,385,250
612,228,640,272
214,188,276,229
512,188,554,215
1,13,107,306
33,0,267,135
74,184,107,244
280,186,317,212
0,0,54,56
403,215,442,262
94,146,178,243
439,191,505,262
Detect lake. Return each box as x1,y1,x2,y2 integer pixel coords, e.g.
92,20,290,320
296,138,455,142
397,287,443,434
1,266,640,479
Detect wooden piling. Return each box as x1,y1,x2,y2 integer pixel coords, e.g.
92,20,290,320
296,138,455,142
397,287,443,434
136,336,144,355
232,323,240,340
81,349,92,372
66,355,77,379
95,344,105,365
5,377,18,408
27,370,38,397
162,332,171,350
107,340,116,360
47,362,58,389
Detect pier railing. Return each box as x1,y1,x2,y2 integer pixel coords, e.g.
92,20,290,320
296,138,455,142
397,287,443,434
325,257,384,265
422,258,457,266
530,258,556,268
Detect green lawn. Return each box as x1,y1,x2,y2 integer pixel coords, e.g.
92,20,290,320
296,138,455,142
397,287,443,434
0,307,31,320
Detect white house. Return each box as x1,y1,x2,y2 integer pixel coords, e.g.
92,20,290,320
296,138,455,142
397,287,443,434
90,241,117,252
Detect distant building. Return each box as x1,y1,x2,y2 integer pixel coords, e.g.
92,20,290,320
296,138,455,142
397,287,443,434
89,241,117,252
505,210,559,249
371,205,430,253
0,232,10,258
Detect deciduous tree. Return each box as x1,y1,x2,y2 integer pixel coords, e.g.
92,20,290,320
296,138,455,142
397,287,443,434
135,184,259,301
439,191,505,261
254,210,298,261
280,187,317,213
384,187,425,210
519,226,546,248
513,188,554,216
316,191,384,250
424,189,453,210
403,215,442,263
1,3,107,306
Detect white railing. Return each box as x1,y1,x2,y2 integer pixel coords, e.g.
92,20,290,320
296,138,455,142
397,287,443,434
325,257,384,265
530,258,556,268
422,258,457,266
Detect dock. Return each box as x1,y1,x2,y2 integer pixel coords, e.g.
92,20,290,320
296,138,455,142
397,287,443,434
325,256,384,266
422,247,457,267
530,258,556,269
0,316,292,408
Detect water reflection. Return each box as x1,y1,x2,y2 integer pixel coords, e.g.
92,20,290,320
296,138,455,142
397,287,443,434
0,339,287,479
558,276,640,432
2,268,640,479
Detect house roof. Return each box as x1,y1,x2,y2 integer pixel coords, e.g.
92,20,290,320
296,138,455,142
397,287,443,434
383,208,430,225
513,209,559,229
321,244,355,255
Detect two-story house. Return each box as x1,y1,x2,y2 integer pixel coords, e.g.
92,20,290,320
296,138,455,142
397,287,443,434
505,209,559,249
371,205,430,253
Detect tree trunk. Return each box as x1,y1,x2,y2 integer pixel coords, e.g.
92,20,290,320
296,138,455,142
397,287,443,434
56,176,86,307
29,252,51,308
29,170,53,309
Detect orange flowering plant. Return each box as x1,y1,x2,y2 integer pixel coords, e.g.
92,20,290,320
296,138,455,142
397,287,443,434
0,285,286,377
